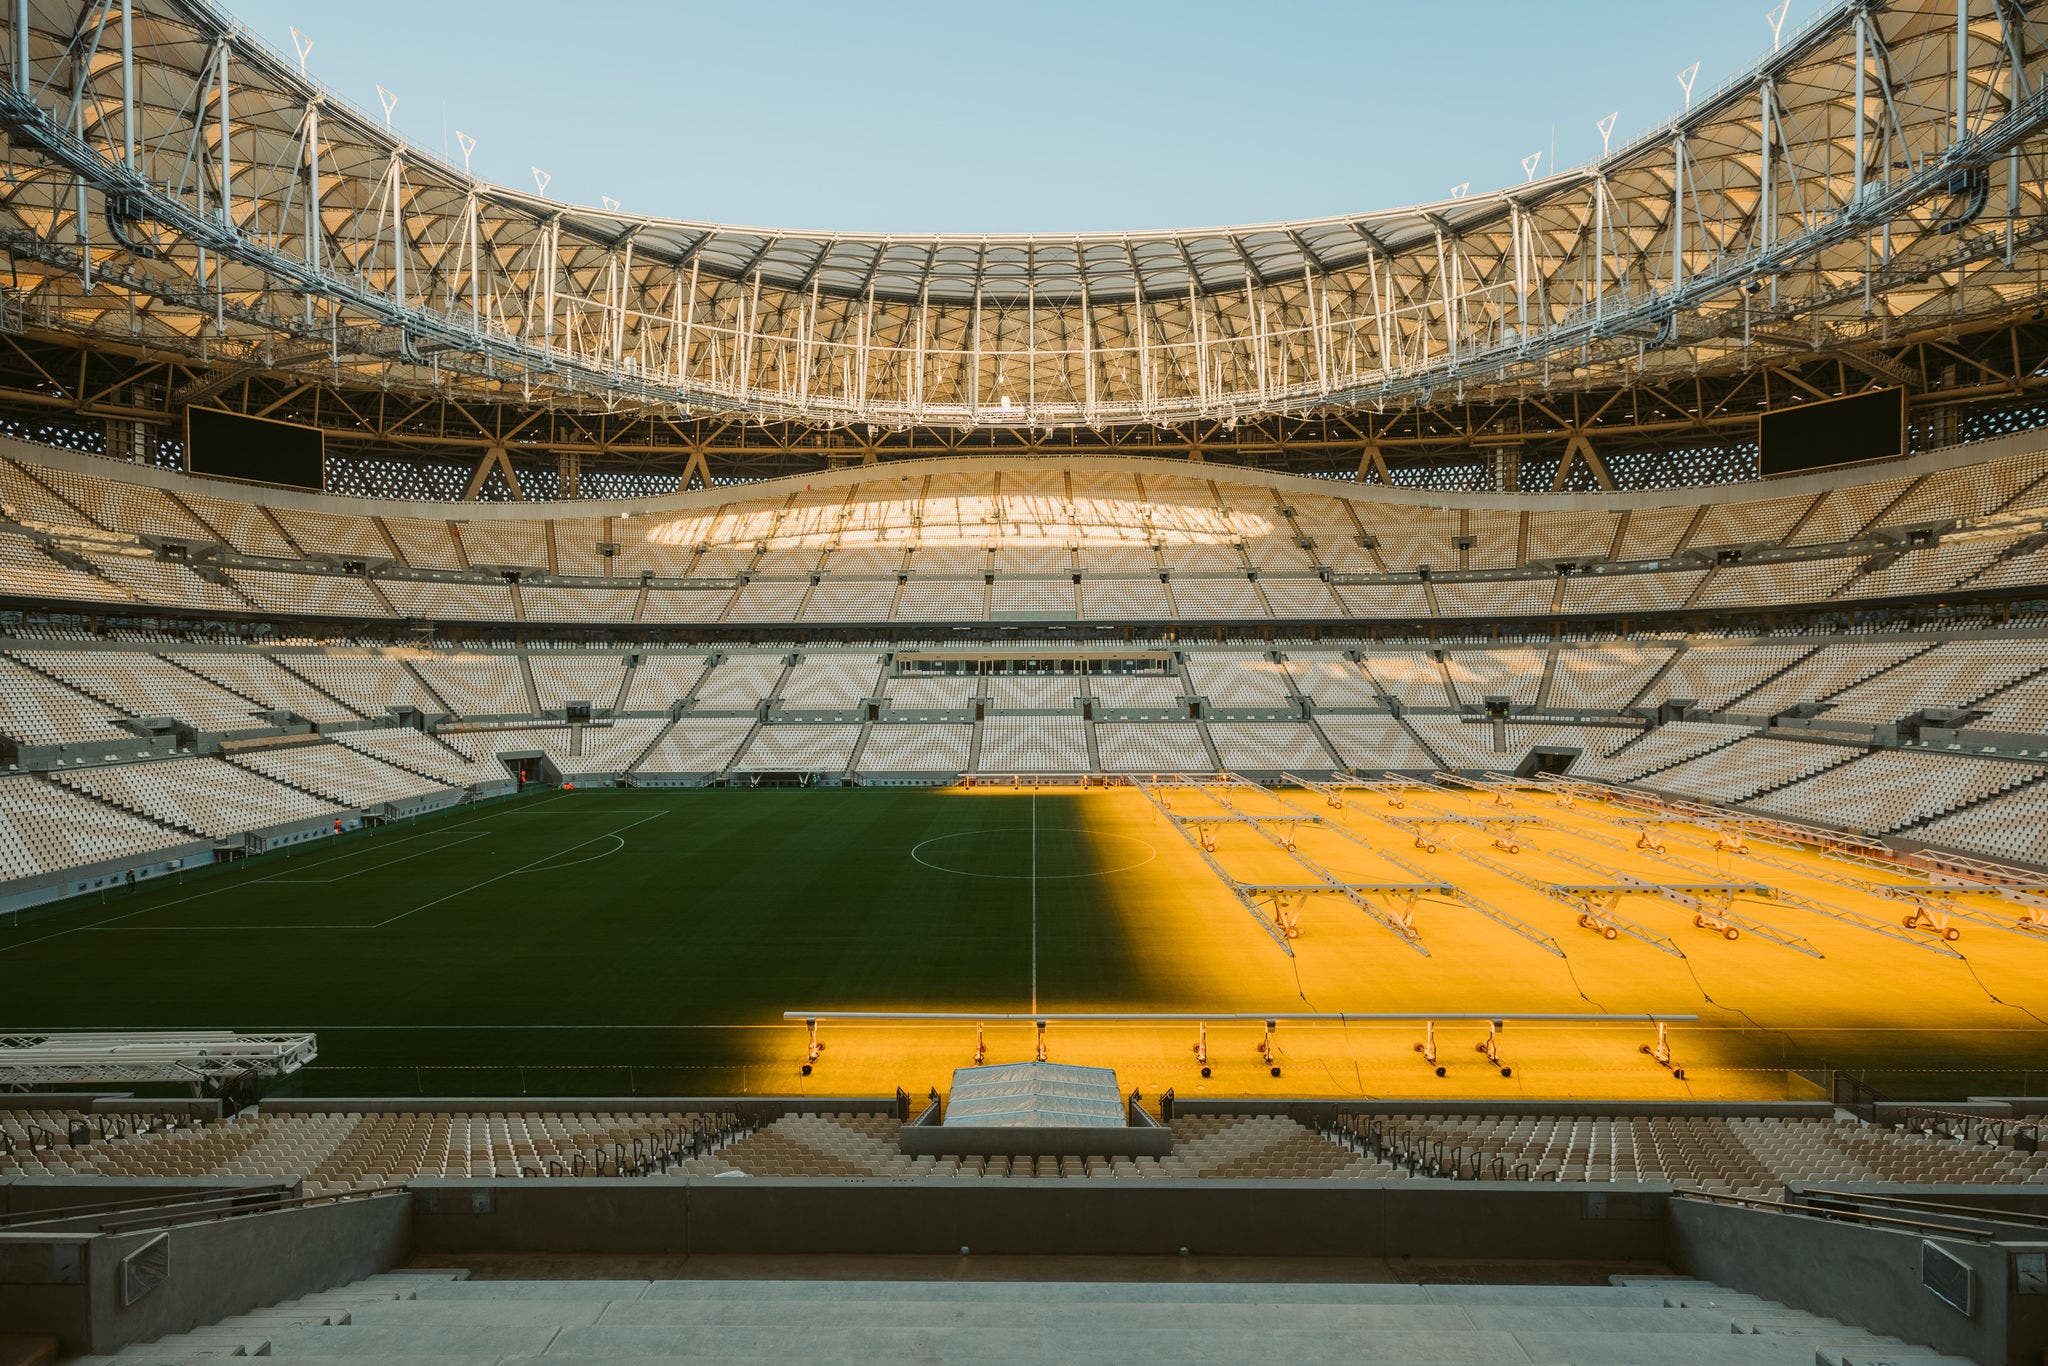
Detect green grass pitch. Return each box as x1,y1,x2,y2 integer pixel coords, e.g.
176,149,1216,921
0,787,1174,1096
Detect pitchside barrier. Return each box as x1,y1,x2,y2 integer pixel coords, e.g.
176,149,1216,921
783,1010,1701,1080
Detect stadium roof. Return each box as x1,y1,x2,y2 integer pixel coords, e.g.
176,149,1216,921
0,0,2046,469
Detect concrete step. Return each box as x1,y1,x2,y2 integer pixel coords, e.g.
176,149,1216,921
353,1298,1764,1335
409,1277,1691,1307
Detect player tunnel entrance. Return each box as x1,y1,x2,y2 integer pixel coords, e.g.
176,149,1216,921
1515,746,1580,778
493,750,561,789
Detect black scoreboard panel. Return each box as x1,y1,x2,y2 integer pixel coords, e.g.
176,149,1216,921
1759,388,1906,476
185,408,326,491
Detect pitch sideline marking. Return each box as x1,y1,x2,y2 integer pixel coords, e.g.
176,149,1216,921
94,817,664,932
370,811,669,927
1030,792,1037,1016
266,831,491,885
0,790,580,954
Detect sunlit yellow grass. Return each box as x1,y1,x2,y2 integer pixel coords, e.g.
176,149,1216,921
771,783,2048,1103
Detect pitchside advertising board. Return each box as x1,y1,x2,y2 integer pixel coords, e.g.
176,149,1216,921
1758,386,1907,476
184,407,327,491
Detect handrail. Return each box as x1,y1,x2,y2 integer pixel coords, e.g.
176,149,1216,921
1674,1189,1999,1243
1800,1187,2048,1231
0,1181,297,1228
1,1183,405,1234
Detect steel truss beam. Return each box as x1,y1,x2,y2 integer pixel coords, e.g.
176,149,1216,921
0,0,2046,441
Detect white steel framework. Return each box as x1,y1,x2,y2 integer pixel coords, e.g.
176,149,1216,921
0,0,2044,435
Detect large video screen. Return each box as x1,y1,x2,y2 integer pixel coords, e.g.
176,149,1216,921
1759,388,1905,476
185,408,326,491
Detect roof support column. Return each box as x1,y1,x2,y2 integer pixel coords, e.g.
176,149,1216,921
1958,0,1971,143
215,42,231,225
1080,268,1095,422
119,0,133,169
967,281,980,418
1137,290,1152,412
1669,137,1686,294
1853,10,1868,204
1592,180,1606,322
303,100,321,273
678,258,699,385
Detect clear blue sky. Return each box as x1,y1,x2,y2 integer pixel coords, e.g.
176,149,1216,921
242,0,1827,233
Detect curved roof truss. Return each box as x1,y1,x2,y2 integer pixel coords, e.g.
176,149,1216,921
0,0,2045,432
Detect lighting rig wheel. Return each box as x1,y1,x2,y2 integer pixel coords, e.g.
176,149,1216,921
1577,914,1592,928
1944,927,1962,941
1724,927,1740,941
1902,915,1918,928
1602,926,1618,940
1693,915,1706,928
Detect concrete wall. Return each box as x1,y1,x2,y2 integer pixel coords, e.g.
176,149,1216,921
898,1124,1173,1158
79,1193,411,1356
1172,1098,1834,1123
412,1178,1670,1260
0,1193,413,1357
262,1095,897,1120
1670,1198,2047,1366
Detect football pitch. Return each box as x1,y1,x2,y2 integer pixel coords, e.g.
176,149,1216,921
7,785,2048,1102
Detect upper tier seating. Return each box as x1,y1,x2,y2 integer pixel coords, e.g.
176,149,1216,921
1087,671,1185,711
986,674,1082,711
1637,643,1819,712
527,653,630,710
691,654,788,712
619,654,712,709
1283,654,1382,709
0,656,137,748
278,654,443,717
163,652,363,724
1359,652,1453,707
777,654,883,711
11,650,270,733
408,654,530,716
883,672,981,711
1815,639,2047,724
1185,651,1295,708
0,436,2042,629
